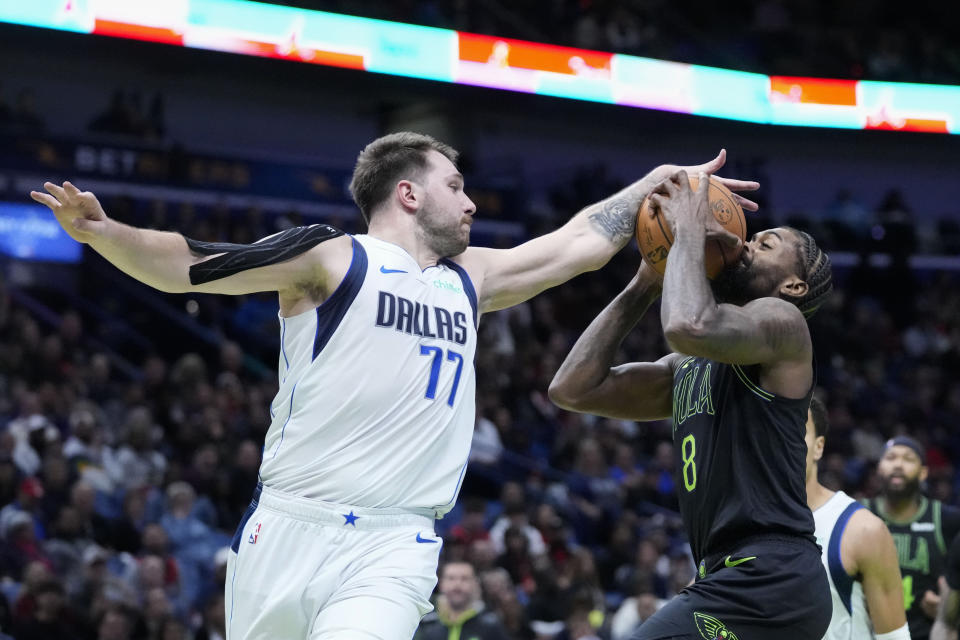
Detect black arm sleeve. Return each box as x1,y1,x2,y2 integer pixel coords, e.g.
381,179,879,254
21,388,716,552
185,224,344,285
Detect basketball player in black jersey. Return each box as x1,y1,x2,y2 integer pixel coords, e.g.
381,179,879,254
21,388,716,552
550,171,833,640
865,436,960,640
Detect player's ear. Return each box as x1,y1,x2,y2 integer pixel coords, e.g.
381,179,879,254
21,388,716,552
814,436,825,463
779,276,808,300
920,465,929,484
396,179,421,213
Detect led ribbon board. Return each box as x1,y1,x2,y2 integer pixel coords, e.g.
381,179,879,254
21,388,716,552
1,0,958,133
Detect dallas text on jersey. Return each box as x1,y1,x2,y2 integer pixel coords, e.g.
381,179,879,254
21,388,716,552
375,291,469,345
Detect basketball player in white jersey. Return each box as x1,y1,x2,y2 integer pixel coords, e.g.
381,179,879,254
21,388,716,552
33,132,758,640
805,396,910,640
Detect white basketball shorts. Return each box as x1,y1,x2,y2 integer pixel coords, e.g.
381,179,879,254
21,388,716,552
225,483,442,639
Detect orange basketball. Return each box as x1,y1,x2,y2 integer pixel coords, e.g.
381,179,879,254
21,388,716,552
636,175,746,279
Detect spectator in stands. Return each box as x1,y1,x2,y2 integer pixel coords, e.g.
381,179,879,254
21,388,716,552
526,564,568,636
136,524,182,595
111,489,148,553
39,453,73,521
597,520,636,588
416,561,508,639
499,525,538,594
0,510,52,579
490,482,547,556
183,444,222,526
449,497,491,547
6,561,49,620
0,475,46,543
43,504,89,580
614,538,668,600
142,586,175,637
70,479,113,547
107,407,166,491
11,579,81,640
471,410,505,467
134,554,184,619
5,393,51,476
160,481,216,559
469,537,499,574
158,615,191,639
194,592,226,640
0,453,17,508
72,544,137,620
64,403,115,492
610,588,663,640
534,503,572,568
224,439,261,520
95,603,137,640
85,352,121,408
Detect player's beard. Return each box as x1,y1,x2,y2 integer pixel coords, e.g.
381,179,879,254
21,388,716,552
711,256,788,307
711,261,758,306
417,195,469,258
882,473,922,503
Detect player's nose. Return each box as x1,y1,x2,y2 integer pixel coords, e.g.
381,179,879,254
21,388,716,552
463,195,477,216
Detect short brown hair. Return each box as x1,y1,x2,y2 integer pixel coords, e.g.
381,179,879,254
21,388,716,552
348,131,459,224
809,395,829,439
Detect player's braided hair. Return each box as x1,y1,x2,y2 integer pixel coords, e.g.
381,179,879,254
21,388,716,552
784,228,832,318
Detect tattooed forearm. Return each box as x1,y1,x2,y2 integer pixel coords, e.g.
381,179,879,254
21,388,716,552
585,176,658,246
588,196,636,243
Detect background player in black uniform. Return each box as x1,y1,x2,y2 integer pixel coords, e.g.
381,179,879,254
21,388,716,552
865,437,960,640
550,171,833,640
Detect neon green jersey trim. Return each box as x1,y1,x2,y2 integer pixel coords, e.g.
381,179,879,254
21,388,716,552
731,364,773,401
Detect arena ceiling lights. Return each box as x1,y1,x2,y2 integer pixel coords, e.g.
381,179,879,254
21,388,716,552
2,0,958,134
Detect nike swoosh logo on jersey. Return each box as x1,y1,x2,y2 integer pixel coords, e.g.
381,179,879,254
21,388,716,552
416,532,439,544
380,265,408,274
724,555,757,568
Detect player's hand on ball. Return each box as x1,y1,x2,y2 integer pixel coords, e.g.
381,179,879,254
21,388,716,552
649,171,742,250
651,149,760,212
30,181,109,244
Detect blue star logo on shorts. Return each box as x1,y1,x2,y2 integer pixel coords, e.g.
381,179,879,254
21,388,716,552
342,511,359,526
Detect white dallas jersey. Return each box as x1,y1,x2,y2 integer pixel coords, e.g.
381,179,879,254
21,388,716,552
814,491,872,640
258,234,478,517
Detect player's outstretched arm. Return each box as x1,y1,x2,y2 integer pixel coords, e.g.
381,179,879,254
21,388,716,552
846,510,910,636
549,262,682,421
31,181,346,298
652,172,810,392
459,150,759,313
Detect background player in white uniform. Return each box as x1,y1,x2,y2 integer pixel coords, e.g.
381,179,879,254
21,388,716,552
805,395,910,640
32,132,759,640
